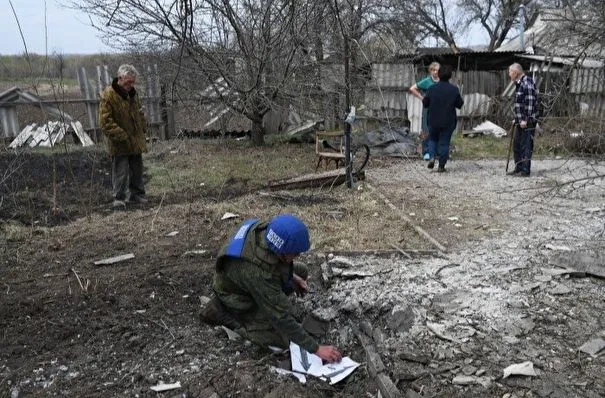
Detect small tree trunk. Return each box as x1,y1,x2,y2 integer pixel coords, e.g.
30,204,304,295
250,116,265,146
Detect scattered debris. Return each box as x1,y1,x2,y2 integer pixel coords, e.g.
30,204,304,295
361,126,416,157
554,249,605,279
332,269,375,279
183,249,209,257
452,375,492,387
150,382,181,392
320,262,333,287
221,212,239,220
502,361,537,379
93,253,135,266
9,121,93,148
549,284,572,295
327,256,356,268
221,326,241,341
166,231,179,237
469,120,508,137
354,328,402,397
544,244,572,251
427,322,458,343
270,366,307,384
578,338,605,357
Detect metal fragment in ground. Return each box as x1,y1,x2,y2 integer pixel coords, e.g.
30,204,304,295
578,338,605,357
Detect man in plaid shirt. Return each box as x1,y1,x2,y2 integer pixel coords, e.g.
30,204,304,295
508,63,539,176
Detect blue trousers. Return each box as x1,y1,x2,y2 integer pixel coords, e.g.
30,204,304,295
428,125,455,167
513,125,535,174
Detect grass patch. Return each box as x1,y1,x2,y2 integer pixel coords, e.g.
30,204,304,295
452,133,509,159
145,139,318,194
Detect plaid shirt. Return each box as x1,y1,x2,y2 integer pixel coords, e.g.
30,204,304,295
514,75,538,124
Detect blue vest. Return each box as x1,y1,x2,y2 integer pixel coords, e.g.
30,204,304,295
225,219,259,258
224,218,294,294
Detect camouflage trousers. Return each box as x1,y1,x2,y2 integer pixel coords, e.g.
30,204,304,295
219,263,308,349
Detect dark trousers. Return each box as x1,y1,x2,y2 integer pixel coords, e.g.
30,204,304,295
421,108,430,155
428,125,455,167
112,154,145,201
513,125,535,174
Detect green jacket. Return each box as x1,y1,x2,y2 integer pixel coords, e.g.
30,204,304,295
213,221,319,353
99,78,148,156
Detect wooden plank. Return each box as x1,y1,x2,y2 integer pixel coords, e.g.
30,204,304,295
355,329,385,377
267,169,365,191
376,373,403,398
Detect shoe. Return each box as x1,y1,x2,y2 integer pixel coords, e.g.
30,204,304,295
423,153,430,161
427,159,435,169
200,297,242,330
517,172,530,177
437,167,446,173
112,199,126,209
507,169,521,176
128,195,148,204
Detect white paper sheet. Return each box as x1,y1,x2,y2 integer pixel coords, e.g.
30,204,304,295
289,342,360,385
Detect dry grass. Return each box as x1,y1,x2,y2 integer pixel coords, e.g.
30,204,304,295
144,138,430,251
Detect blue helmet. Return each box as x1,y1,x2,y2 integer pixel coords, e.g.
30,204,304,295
265,214,311,254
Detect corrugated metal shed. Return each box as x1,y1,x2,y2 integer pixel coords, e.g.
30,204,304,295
370,63,415,88
459,93,491,117
570,68,605,94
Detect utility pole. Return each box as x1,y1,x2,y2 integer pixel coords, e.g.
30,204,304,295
519,4,526,52
343,34,352,188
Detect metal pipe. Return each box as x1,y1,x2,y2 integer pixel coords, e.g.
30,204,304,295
519,4,526,52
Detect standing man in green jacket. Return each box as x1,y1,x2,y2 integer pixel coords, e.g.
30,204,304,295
201,214,342,363
99,64,148,208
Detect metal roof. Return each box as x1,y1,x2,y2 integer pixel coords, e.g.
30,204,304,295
518,54,604,69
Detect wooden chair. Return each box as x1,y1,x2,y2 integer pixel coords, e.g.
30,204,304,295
315,131,345,170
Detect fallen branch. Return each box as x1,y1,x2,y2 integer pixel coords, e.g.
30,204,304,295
71,268,89,292
389,243,412,260
151,192,167,231
434,263,460,277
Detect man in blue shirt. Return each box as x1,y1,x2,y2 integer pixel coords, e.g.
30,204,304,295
508,63,539,177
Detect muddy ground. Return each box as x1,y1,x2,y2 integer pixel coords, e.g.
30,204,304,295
1,143,604,398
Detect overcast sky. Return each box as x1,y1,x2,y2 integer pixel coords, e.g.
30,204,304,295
1,0,111,55
1,0,491,56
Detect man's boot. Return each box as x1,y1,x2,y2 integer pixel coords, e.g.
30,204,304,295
200,297,242,330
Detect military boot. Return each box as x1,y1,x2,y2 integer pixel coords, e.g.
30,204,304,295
200,297,242,330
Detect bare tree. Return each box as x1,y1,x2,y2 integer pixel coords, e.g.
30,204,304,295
68,0,317,145
390,0,464,53
458,0,537,51
555,0,605,55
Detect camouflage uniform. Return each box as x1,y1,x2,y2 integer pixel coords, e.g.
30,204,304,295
213,220,318,353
